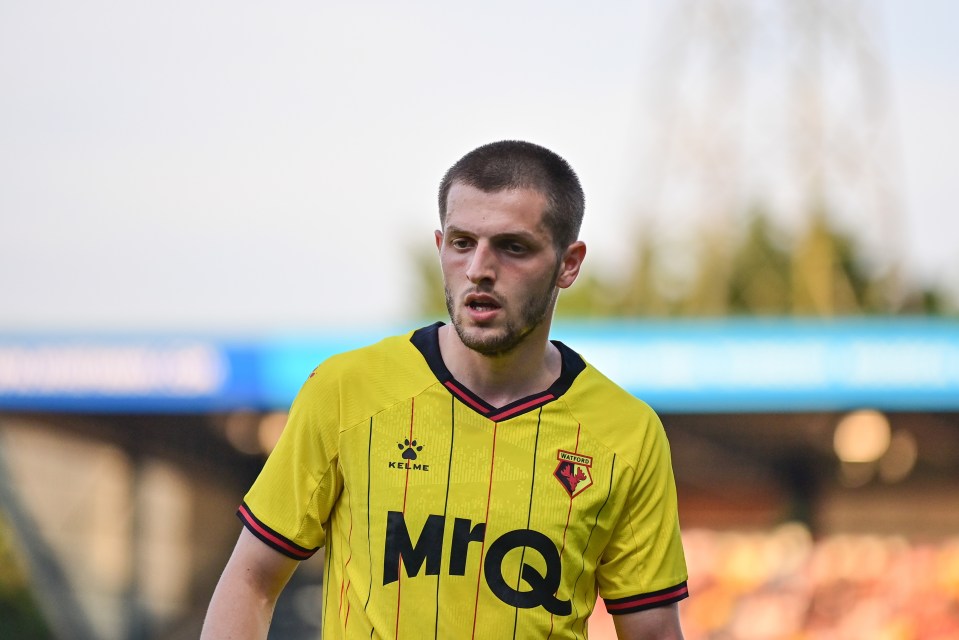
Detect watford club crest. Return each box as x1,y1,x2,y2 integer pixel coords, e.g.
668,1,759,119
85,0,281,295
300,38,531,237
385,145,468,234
553,450,593,498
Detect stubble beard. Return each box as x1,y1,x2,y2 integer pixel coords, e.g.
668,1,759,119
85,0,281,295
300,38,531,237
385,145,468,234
444,264,561,358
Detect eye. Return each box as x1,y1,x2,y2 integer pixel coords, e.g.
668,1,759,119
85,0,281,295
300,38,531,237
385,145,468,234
450,237,473,250
503,241,528,254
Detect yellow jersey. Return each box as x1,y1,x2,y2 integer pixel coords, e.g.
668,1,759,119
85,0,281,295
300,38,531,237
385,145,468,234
240,323,687,639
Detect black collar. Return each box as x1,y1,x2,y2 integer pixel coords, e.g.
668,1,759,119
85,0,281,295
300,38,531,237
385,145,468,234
410,322,586,422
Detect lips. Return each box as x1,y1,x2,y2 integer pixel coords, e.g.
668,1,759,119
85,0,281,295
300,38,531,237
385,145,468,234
465,293,501,311
464,292,502,321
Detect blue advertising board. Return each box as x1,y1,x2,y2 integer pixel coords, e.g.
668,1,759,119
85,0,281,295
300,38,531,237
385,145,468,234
1,319,957,414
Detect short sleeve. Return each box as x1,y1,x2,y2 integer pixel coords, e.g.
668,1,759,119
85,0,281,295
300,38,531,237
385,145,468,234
238,364,343,560
595,413,688,614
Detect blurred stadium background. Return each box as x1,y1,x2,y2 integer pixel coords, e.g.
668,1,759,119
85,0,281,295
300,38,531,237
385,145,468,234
2,1,958,639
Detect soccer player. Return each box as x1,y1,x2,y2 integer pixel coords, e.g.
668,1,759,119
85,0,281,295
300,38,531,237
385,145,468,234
202,141,688,639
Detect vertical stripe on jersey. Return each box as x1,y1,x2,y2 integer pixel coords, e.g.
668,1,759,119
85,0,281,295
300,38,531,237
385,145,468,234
548,424,582,639
365,416,373,610
434,395,455,639
512,407,543,640
572,455,617,638
470,419,499,640
339,478,355,627
323,525,334,634
394,397,416,640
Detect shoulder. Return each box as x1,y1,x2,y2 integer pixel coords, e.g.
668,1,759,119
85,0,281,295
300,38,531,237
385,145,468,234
293,328,438,426
563,350,659,421
316,331,425,378
561,352,667,468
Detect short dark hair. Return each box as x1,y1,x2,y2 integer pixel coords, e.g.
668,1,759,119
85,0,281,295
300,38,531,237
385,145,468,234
438,140,585,251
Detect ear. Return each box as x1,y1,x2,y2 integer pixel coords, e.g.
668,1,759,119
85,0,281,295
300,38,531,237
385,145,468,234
556,241,586,289
434,229,443,252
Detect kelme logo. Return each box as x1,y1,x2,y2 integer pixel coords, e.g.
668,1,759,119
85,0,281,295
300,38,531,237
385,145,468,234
389,438,429,471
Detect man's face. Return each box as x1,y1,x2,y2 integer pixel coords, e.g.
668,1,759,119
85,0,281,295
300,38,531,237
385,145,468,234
435,183,580,357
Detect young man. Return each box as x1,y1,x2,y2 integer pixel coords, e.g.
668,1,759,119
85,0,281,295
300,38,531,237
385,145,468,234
202,141,688,639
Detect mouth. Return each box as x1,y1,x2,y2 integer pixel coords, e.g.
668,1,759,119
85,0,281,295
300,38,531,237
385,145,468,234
464,293,502,319
467,300,500,311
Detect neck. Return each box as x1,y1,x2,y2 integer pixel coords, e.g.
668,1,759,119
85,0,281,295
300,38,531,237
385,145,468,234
438,322,561,407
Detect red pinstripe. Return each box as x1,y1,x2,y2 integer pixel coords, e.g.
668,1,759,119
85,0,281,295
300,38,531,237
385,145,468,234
471,420,499,639
338,498,355,621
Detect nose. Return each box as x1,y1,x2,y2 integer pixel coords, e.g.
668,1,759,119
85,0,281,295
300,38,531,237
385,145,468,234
465,242,496,284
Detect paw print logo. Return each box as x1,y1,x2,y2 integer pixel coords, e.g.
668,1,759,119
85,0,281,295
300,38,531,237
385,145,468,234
398,439,424,461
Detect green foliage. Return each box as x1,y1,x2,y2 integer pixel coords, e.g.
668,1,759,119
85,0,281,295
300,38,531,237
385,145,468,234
416,207,951,318
728,212,792,314
415,250,448,321
558,207,951,318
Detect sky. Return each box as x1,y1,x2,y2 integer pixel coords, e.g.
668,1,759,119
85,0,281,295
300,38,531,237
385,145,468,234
1,0,956,334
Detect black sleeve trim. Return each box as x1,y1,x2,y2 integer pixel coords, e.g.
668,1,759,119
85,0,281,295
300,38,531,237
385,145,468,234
236,502,319,560
604,581,689,615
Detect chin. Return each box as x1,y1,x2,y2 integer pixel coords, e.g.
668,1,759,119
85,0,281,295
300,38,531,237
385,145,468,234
457,321,536,358
453,323,510,355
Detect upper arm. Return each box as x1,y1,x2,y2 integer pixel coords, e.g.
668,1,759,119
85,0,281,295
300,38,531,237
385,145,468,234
225,527,301,601
612,603,684,640
201,528,301,639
